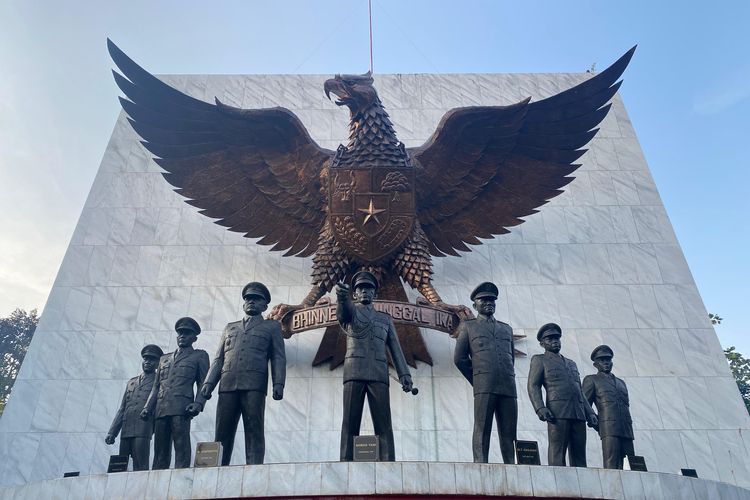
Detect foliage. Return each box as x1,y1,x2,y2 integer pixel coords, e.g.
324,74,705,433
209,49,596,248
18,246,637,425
0,309,38,415
709,313,723,325
724,346,750,415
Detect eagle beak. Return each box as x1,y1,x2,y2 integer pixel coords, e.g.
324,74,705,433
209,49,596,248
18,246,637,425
324,79,335,101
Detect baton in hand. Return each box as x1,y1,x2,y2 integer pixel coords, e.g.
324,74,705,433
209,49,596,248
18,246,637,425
389,373,418,395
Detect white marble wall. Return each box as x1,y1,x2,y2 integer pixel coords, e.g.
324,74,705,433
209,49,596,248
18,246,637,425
1,72,748,488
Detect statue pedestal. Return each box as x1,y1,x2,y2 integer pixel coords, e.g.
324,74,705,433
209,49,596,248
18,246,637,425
2,462,749,499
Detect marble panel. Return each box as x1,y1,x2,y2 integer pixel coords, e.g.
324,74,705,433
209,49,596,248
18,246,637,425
109,287,142,331
599,468,625,499
158,287,192,331
653,329,689,376
530,465,557,496
614,137,648,171
653,284,688,328
242,464,274,496
576,467,604,499
400,462,429,494
653,377,689,429
123,471,148,499
605,286,638,328
320,462,348,495
564,208,593,244
541,207,572,243
58,380,96,432
681,430,719,481
428,462,456,494
555,285,587,329
84,474,108,500
580,285,613,328
144,469,172,500
291,462,322,496
62,287,93,331
632,206,677,244
0,381,43,432
609,206,640,243
210,466,241,498
29,433,69,482
62,433,97,476
587,206,617,244
505,464,533,496
560,244,590,284
530,285,560,326
108,246,140,286
632,170,662,205
85,287,117,331
86,380,127,432
31,380,70,432
134,246,163,286
506,286,536,330
626,377,662,429
611,171,641,205
554,466,581,497
705,378,750,429
56,246,94,287
605,244,639,284
86,246,117,286
628,286,664,328
675,284,711,329
102,471,129,498
585,244,614,284
3,433,42,485
535,244,565,285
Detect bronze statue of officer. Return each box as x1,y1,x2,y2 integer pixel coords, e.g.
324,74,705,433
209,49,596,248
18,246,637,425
142,317,209,469
105,344,163,470
582,345,635,469
454,282,517,463
527,323,597,467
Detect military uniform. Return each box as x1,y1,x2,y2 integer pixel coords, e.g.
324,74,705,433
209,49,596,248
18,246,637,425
146,318,209,469
582,345,634,469
106,344,162,470
198,312,286,465
454,313,517,463
527,323,594,467
338,272,411,462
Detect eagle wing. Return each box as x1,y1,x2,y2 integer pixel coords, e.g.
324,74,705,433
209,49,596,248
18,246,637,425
108,39,332,257
410,47,635,256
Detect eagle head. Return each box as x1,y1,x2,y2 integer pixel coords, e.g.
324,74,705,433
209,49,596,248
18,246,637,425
324,72,377,118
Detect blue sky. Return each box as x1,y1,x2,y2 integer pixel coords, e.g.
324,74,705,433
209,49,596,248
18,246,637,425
0,1,747,353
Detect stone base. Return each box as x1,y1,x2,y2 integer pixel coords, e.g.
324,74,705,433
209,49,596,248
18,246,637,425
2,462,749,499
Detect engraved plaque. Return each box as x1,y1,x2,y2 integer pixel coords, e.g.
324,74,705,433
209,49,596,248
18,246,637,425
194,441,223,468
625,455,648,472
107,455,129,473
515,440,541,465
353,435,379,462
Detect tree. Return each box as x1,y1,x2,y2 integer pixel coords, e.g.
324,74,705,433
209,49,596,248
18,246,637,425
0,309,38,415
709,313,723,325
724,346,750,416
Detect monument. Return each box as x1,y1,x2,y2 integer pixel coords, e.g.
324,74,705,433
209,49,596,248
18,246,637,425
1,39,749,499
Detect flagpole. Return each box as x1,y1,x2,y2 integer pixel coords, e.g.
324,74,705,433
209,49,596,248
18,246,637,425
368,0,374,73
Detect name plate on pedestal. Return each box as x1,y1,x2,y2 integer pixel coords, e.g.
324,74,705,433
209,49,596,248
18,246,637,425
681,468,698,477
515,440,541,465
107,455,129,473
194,442,223,467
353,435,379,462
625,455,648,472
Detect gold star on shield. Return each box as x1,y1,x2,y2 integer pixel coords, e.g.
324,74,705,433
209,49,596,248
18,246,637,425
358,198,386,225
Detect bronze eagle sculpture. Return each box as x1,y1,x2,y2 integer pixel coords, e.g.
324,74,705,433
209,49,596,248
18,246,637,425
108,39,634,366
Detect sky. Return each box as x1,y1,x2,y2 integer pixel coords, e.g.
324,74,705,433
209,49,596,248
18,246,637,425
0,0,748,353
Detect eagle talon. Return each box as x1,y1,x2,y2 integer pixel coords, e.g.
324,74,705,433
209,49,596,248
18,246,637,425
268,303,304,321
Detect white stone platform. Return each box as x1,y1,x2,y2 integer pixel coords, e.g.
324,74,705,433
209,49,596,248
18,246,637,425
1,462,749,499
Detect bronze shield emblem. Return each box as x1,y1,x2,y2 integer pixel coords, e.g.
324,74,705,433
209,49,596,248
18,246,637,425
330,168,415,263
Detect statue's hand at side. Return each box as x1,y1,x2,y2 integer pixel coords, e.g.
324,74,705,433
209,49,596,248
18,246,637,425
272,384,284,401
140,408,151,420
587,413,598,429
536,407,555,422
200,384,213,400
185,402,203,417
105,434,116,445
400,374,413,393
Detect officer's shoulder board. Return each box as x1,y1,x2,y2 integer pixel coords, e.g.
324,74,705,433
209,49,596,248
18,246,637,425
226,320,243,331
496,320,510,328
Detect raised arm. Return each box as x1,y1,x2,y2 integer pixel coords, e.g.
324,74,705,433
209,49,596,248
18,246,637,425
335,282,355,327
